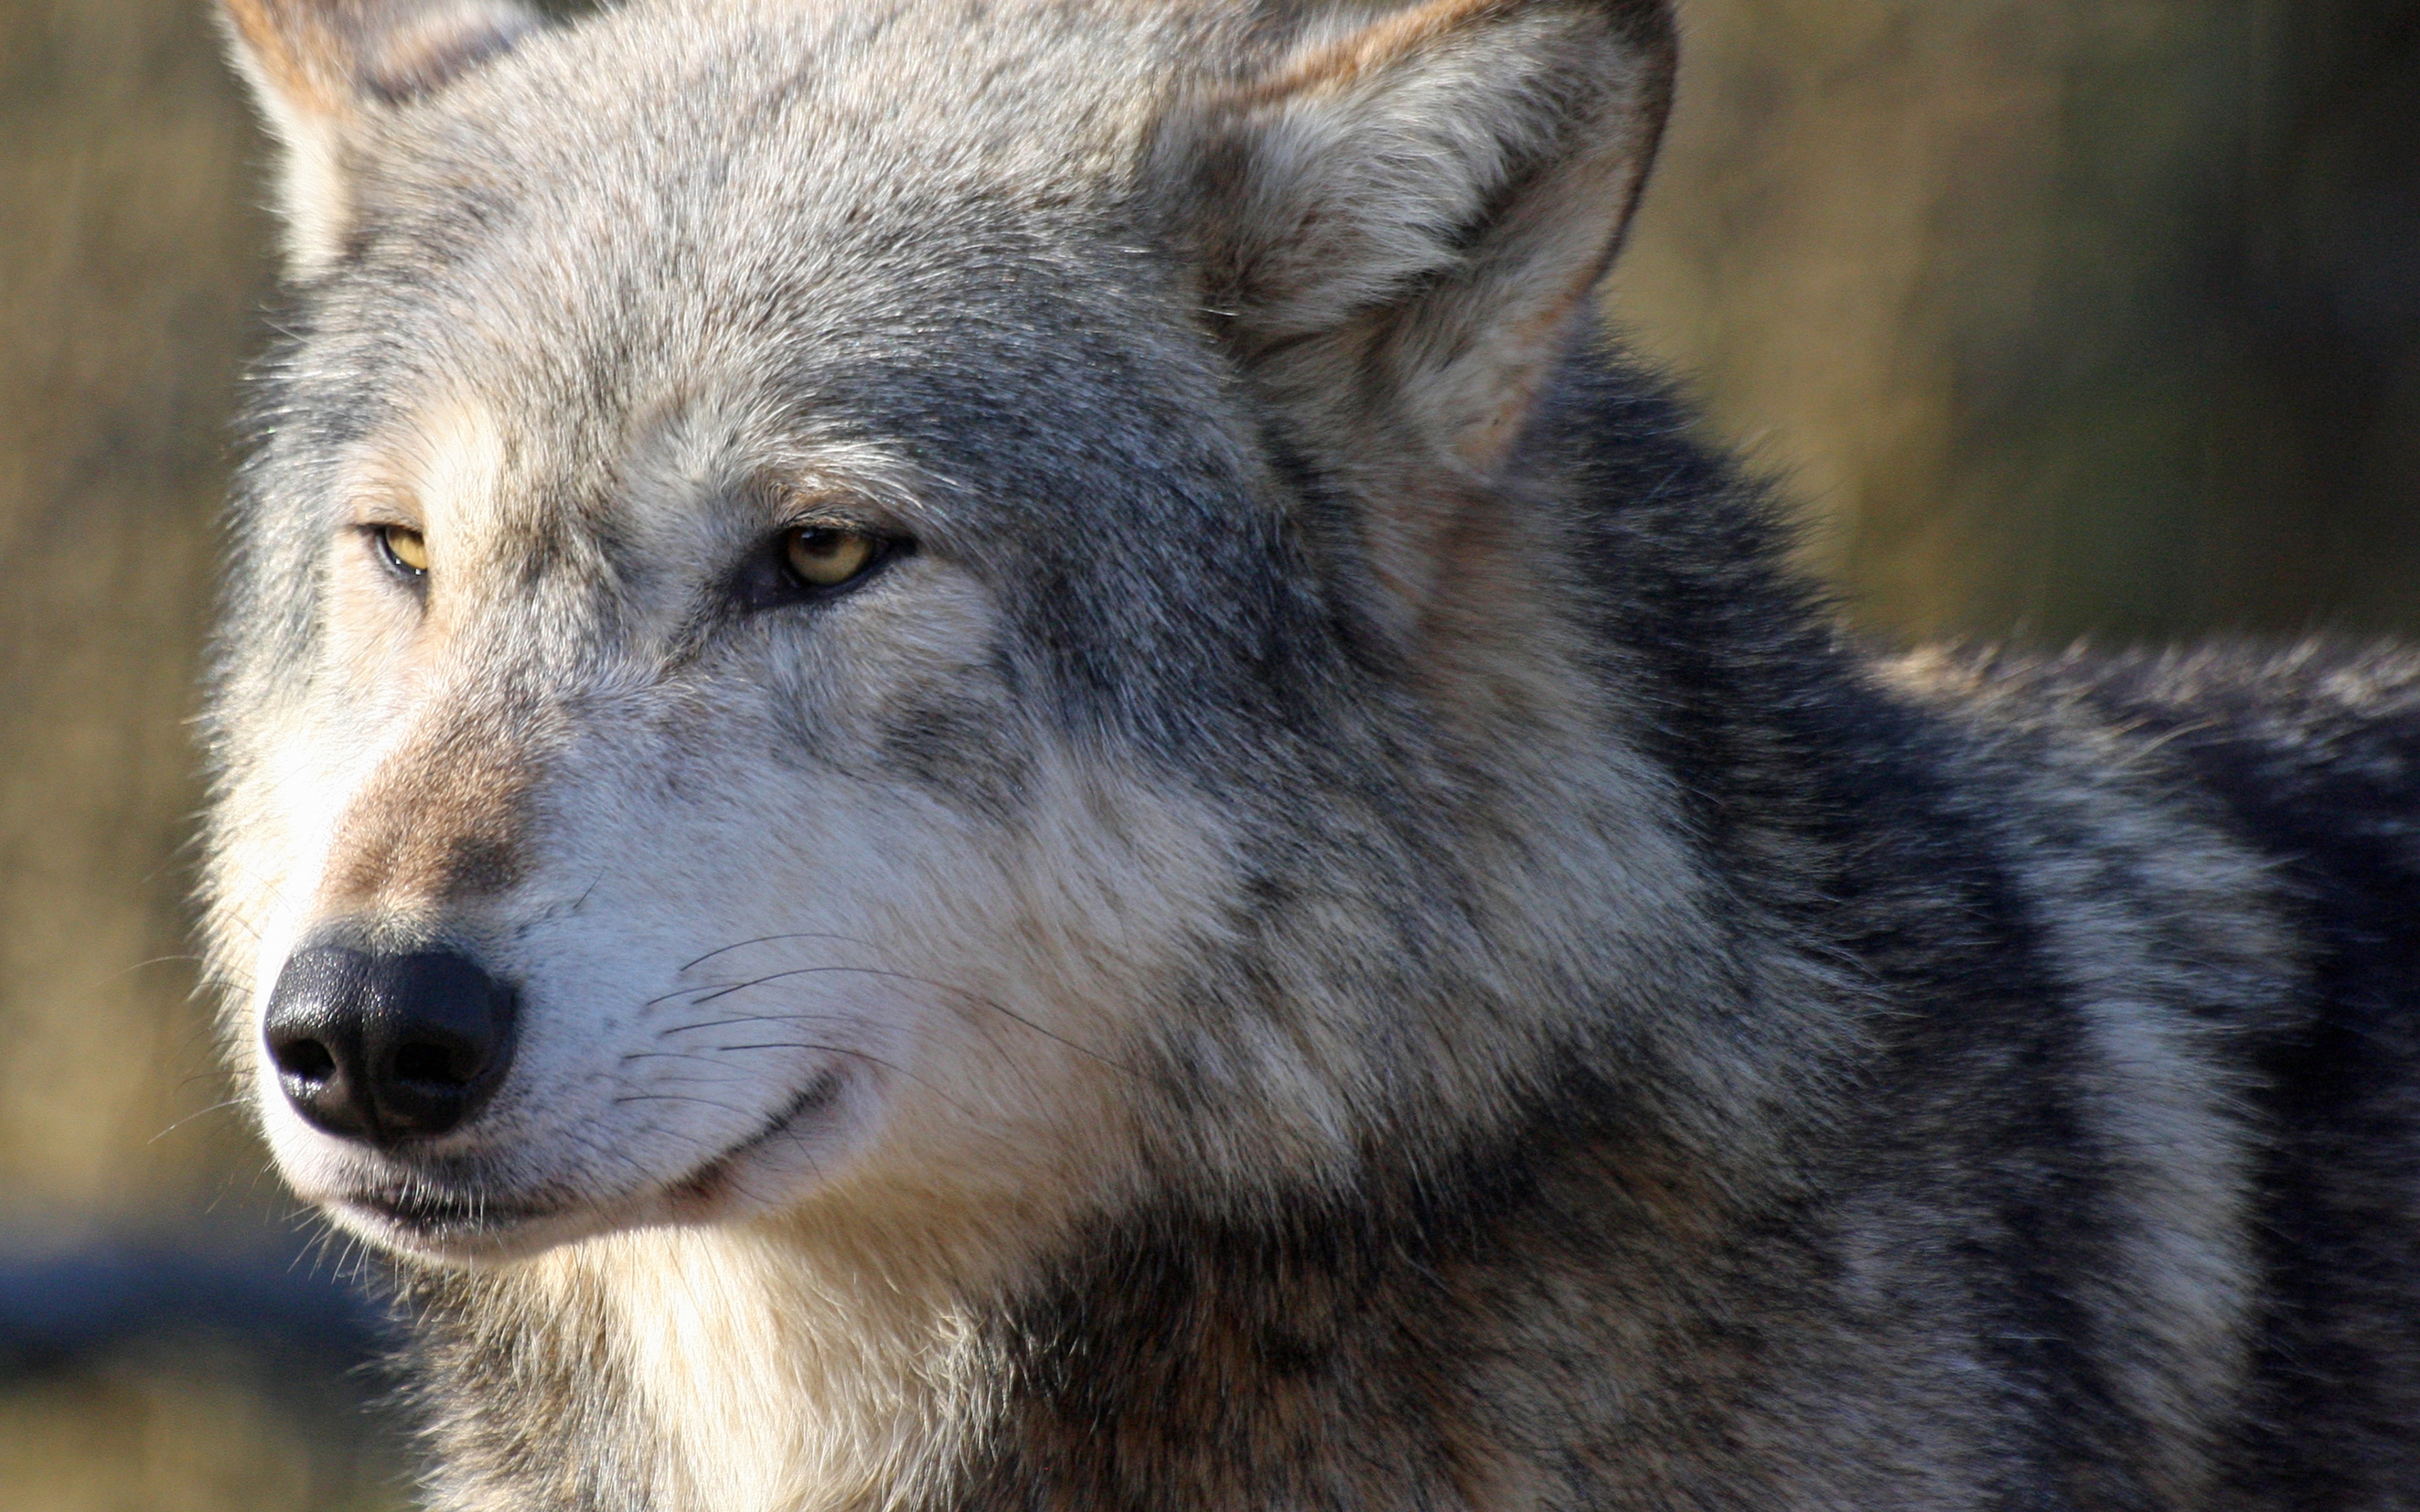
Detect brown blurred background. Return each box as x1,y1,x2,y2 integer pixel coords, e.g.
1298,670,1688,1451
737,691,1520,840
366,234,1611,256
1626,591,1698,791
4,0,2418,1506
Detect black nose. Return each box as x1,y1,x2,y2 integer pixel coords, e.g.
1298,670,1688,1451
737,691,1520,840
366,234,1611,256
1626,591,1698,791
262,946,518,1146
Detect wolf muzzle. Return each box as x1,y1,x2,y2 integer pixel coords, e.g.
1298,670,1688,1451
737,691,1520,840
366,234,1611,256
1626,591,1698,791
263,946,519,1147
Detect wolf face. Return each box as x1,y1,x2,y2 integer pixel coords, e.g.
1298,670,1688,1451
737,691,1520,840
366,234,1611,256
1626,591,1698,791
206,0,1693,1268
204,4,2420,1507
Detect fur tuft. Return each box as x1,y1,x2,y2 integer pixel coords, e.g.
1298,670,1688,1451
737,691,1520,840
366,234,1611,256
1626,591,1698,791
217,0,539,273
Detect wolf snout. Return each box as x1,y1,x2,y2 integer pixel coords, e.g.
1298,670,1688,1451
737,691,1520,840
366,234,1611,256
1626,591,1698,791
263,946,519,1147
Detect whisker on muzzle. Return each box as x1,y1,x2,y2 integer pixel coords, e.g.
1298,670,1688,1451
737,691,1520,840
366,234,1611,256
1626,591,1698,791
654,952,1143,1080
623,1041,982,1120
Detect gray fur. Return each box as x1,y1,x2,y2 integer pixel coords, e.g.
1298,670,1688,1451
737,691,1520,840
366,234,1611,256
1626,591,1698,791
200,1,2420,1508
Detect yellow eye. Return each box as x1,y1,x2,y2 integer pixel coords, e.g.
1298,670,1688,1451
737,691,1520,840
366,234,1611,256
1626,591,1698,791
783,526,881,589
377,525,430,575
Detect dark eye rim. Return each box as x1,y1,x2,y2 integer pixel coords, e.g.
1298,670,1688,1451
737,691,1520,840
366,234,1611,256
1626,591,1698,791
365,524,430,583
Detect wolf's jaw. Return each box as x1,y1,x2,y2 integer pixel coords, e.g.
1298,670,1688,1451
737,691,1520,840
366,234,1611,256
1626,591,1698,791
509,1212,1006,1512
311,1062,875,1266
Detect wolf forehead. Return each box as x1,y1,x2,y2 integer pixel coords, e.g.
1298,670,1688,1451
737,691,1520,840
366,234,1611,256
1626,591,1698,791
265,1,1321,715
307,10,1209,425
316,0,1227,425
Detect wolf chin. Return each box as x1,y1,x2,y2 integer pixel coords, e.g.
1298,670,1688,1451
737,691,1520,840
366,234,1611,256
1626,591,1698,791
201,0,2420,1506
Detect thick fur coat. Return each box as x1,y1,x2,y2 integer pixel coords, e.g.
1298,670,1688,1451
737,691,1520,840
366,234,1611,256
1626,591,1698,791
201,0,2420,1506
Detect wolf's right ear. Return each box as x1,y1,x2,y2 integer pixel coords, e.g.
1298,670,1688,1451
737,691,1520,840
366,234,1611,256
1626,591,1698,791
219,0,540,275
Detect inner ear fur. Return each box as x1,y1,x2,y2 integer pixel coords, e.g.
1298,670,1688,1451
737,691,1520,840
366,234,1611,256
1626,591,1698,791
219,0,539,275
1160,0,1676,620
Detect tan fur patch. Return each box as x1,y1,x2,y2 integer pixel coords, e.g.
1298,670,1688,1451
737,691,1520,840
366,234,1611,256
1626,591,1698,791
314,705,535,915
306,392,539,919
1238,0,1537,104
221,0,534,112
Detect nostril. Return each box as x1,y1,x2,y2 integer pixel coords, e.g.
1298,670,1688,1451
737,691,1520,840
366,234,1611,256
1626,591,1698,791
263,946,379,1141
391,1038,476,1090
362,951,516,1140
270,1034,338,1082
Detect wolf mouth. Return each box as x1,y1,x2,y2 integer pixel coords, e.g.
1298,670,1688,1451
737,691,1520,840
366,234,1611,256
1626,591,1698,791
330,1071,847,1247
344,1185,556,1236
669,1069,846,1203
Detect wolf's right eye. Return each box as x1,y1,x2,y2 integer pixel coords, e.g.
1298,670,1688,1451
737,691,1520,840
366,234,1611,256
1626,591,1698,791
783,527,881,588
376,525,430,577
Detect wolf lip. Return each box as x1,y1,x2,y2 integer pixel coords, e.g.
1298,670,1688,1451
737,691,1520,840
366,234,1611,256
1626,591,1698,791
670,1070,845,1203
343,1185,550,1234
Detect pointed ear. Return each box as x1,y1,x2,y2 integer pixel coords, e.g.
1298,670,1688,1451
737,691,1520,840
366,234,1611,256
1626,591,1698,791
218,0,540,274
1158,0,1674,610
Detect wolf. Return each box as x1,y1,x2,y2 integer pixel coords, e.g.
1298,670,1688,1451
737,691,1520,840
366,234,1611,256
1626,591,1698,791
199,0,2420,1506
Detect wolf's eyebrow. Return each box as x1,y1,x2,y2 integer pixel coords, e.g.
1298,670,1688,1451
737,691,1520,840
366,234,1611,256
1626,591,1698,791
746,463,951,539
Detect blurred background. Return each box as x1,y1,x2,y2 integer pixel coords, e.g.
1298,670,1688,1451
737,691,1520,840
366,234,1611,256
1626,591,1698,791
3,0,2417,1505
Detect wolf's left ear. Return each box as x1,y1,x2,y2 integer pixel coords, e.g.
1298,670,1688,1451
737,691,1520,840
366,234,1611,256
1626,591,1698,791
219,0,540,275
1159,0,1674,601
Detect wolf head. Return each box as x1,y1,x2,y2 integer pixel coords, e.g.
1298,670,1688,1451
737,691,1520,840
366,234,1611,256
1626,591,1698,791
206,0,1703,1268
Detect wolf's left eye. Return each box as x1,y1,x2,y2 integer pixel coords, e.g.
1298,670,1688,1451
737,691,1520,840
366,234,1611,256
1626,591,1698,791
376,525,430,576
781,527,884,590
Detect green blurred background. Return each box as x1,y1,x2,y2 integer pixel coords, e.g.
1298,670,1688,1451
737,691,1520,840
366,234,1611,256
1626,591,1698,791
3,0,2417,1506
